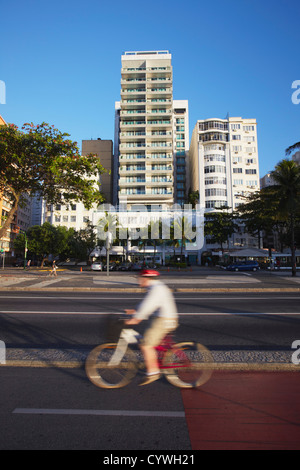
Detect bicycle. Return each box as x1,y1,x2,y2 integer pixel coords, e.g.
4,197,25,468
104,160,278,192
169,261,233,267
85,316,213,389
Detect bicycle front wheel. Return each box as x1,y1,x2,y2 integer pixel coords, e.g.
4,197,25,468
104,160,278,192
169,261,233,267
162,342,213,388
85,343,138,389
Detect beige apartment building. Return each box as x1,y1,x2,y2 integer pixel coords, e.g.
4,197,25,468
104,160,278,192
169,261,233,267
114,50,189,209
82,138,113,204
190,117,259,211
189,116,260,249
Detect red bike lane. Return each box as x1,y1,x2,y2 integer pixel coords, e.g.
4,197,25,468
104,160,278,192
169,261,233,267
181,370,300,450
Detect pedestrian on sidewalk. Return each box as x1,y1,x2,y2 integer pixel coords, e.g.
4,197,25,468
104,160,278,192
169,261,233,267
49,260,57,277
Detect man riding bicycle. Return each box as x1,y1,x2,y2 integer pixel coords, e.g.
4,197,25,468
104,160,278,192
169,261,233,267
125,269,178,386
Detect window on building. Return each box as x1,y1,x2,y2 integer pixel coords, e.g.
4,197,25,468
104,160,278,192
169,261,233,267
233,179,243,186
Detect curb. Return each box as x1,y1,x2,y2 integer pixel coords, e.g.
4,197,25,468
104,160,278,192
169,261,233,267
1,360,299,372
0,287,300,293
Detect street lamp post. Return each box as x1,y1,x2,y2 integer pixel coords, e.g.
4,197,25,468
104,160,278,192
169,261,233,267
24,232,28,270
106,232,112,277
18,229,28,270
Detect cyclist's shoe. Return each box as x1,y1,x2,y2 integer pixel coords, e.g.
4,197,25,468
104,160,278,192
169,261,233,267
139,372,161,386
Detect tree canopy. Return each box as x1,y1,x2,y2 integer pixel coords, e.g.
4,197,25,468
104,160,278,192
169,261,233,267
237,159,300,276
0,122,106,238
204,206,237,250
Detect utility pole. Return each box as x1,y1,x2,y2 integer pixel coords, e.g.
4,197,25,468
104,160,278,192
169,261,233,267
106,232,112,277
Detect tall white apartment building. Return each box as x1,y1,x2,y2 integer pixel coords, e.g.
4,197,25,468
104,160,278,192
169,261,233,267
114,51,189,209
292,151,300,165
189,117,260,211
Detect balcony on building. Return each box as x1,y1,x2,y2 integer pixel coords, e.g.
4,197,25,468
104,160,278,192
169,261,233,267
146,119,172,128
119,120,146,129
199,132,229,143
120,131,146,141
146,87,173,98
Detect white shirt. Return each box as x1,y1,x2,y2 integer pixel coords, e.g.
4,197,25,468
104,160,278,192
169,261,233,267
135,280,178,321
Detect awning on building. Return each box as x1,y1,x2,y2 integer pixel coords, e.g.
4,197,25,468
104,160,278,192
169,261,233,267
229,248,270,258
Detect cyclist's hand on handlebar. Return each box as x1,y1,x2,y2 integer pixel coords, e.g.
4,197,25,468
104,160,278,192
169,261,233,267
125,309,136,316
125,318,141,325
124,309,141,325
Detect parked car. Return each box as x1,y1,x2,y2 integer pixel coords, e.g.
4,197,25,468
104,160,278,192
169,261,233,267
226,260,260,272
131,263,142,271
103,263,117,271
91,261,103,271
117,263,131,271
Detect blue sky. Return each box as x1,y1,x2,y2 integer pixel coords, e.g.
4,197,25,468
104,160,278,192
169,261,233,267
1,0,299,177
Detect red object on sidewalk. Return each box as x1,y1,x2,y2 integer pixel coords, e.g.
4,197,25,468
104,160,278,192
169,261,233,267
181,371,300,450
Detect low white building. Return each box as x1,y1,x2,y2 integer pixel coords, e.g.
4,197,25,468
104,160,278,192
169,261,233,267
41,199,97,231
91,203,203,265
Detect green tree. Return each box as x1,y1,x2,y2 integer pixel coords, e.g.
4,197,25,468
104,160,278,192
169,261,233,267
66,222,98,262
13,222,71,265
170,215,195,263
204,206,237,251
270,159,300,277
188,189,199,208
286,141,300,157
0,122,106,239
237,190,279,253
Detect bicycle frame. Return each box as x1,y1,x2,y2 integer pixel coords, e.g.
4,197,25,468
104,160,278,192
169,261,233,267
156,335,192,370
109,328,191,372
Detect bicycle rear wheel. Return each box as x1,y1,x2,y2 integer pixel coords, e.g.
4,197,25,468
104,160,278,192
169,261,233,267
162,342,213,388
85,343,138,389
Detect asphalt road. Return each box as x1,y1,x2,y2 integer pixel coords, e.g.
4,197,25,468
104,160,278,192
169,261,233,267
0,291,300,451
0,291,299,350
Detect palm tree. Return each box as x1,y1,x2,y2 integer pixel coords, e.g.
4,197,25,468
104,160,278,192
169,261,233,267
271,159,300,277
286,142,300,156
97,212,120,274
171,216,195,264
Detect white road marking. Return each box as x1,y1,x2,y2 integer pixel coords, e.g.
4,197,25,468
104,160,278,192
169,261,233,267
13,408,185,418
0,310,299,316
0,295,299,300
23,277,73,288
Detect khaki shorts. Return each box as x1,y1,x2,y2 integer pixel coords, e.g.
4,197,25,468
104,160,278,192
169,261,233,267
142,317,178,348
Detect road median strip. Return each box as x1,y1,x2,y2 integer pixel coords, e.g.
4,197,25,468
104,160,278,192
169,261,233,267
1,348,298,372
